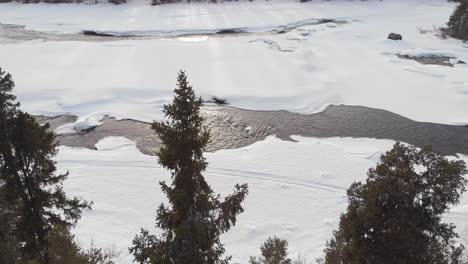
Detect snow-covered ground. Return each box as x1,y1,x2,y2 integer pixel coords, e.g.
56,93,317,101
0,0,468,124
57,136,468,263
2,1,468,262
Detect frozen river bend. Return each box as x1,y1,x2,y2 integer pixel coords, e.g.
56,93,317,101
2,0,468,263
1,0,468,125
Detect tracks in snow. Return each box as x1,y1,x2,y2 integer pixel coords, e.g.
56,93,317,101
59,158,468,221
58,159,346,193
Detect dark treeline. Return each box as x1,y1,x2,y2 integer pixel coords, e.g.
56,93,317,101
1,66,468,264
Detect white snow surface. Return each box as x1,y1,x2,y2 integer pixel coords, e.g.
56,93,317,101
1,1,467,263
57,136,468,263
399,48,458,58
0,0,468,124
55,112,109,134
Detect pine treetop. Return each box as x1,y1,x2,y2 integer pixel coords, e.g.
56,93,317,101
153,70,210,173
131,71,248,264
0,67,17,109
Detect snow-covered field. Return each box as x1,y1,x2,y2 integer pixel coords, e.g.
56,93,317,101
2,1,468,263
57,136,468,263
0,0,468,124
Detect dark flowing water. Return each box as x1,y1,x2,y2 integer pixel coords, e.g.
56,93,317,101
36,105,468,156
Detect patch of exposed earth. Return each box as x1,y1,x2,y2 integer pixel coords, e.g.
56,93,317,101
35,105,468,156
397,54,466,67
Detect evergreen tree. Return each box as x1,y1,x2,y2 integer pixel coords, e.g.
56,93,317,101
322,143,468,264
0,67,21,263
0,67,17,118
249,236,292,264
447,0,468,40
0,68,91,263
46,226,115,264
0,186,21,264
130,71,248,264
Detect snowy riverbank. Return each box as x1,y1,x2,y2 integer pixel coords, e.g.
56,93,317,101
0,0,467,124
58,136,468,263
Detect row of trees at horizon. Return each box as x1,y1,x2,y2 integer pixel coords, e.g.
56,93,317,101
1,67,468,264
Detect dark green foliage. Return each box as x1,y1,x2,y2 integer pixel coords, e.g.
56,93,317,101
447,1,468,40
19,226,115,264
0,187,21,264
47,226,86,264
81,248,117,264
130,71,248,264
0,67,94,264
0,67,18,118
0,67,21,263
3,111,91,263
47,226,115,264
323,143,468,264
107,0,126,4
249,236,292,264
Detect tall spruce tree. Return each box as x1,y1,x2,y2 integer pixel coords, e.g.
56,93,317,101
322,143,468,264
0,68,90,263
0,67,17,118
0,67,21,263
130,71,248,264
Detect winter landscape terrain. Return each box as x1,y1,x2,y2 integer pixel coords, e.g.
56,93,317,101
1,0,468,263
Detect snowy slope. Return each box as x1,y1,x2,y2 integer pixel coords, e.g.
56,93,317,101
0,0,467,124
57,136,468,263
